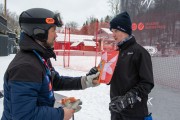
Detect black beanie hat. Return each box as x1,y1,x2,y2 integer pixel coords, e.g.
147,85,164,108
110,11,132,35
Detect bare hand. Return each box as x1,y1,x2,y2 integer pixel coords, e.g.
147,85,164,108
63,108,74,120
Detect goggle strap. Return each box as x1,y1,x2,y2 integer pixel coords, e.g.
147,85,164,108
20,17,62,27
20,18,48,24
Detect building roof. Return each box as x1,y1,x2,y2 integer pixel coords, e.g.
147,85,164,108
56,33,94,42
83,41,96,47
100,28,112,34
71,41,96,47
71,41,81,47
0,15,11,33
97,28,114,41
0,22,11,32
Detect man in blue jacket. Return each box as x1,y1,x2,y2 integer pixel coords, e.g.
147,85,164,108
2,8,99,120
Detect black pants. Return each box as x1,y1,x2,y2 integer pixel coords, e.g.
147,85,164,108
111,112,144,120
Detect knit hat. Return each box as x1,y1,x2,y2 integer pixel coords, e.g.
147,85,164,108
110,11,132,35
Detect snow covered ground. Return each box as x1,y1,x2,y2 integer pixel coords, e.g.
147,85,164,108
0,54,110,120
0,54,180,120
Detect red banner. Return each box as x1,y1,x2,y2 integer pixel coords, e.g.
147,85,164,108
98,51,119,84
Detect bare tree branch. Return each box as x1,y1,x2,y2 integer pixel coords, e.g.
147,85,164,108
107,0,120,16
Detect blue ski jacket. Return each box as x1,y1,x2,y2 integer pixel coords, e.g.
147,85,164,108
2,33,82,120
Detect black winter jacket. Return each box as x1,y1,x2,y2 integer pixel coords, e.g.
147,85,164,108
110,36,154,117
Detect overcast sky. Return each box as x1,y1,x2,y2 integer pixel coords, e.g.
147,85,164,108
0,0,111,27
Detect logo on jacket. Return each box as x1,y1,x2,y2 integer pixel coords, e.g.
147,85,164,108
147,97,153,106
127,52,134,55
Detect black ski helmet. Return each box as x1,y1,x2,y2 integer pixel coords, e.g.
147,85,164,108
19,8,63,41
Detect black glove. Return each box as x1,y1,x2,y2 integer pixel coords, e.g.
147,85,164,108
86,67,98,76
109,92,141,113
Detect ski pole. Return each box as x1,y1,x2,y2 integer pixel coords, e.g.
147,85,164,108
72,114,74,120
0,90,4,99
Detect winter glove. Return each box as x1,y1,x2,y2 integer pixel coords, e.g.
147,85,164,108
61,97,82,113
81,72,100,89
86,67,98,76
109,91,141,113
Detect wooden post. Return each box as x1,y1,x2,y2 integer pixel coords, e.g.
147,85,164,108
4,0,7,18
